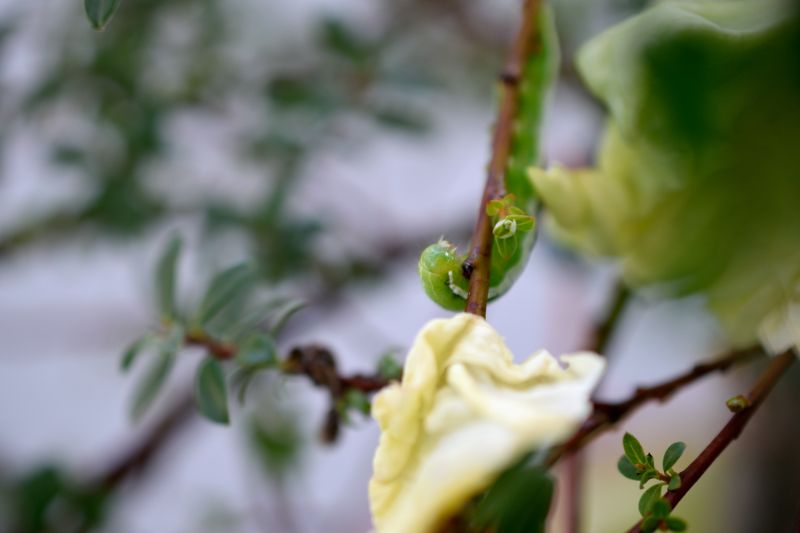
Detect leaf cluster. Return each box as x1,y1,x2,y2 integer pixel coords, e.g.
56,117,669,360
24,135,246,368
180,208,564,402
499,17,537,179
486,194,536,259
618,433,688,532
122,235,304,425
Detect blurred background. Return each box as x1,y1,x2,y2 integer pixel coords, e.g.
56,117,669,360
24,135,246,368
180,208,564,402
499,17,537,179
0,0,797,531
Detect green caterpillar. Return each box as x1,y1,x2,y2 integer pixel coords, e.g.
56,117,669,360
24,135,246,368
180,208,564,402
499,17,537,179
419,6,558,311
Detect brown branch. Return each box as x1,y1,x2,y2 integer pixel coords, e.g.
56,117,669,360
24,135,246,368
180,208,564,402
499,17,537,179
547,345,765,467
185,330,236,359
91,392,195,491
464,0,544,317
628,351,795,532
186,333,390,395
585,283,630,354
92,340,392,493
188,331,391,442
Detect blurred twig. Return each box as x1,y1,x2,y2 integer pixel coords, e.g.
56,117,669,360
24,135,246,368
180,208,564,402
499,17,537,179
92,392,195,492
464,0,544,317
547,345,766,467
627,351,795,532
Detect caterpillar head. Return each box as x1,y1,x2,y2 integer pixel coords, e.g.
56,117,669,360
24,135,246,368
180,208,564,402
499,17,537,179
418,240,470,311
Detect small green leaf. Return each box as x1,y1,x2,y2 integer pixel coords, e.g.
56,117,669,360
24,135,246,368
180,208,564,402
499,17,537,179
155,235,182,320
194,358,230,425
652,498,671,519
85,0,122,30
640,516,660,533
638,469,658,488
377,354,403,381
318,17,371,64
469,462,553,533
486,199,505,216
269,299,306,337
235,334,277,369
494,234,518,259
342,389,371,417
232,368,257,405
623,432,647,464
511,215,536,233
665,516,687,531
638,484,662,517
668,473,681,491
662,441,686,471
130,328,182,421
617,455,640,480
120,337,147,372
196,263,258,327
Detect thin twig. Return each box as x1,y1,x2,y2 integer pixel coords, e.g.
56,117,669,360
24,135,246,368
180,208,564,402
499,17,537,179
547,345,765,467
627,351,795,532
186,334,390,395
585,284,630,355
91,392,195,491
463,0,544,317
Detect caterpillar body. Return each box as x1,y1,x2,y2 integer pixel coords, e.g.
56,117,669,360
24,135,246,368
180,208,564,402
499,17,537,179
419,7,558,311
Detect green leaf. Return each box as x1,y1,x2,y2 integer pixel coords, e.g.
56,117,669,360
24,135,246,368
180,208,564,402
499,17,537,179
511,215,536,233
318,17,371,64
665,516,687,531
196,263,258,327
232,368,257,405
617,455,640,480
494,234,518,260
377,354,403,381
486,199,505,216
235,334,277,369
662,441,686,471
641,516,660,533
638,469,658,488
668,473,681,491
470,462,554,533
638,484,662,517
269,299,306,337
130,328,182,421
371,108,429,133
645,453,655,469
343,389,371,417
155,235,182,320
84,0,122,30
120,337,147,372
652,498,671,519
194,358,230,425
623,432,647,464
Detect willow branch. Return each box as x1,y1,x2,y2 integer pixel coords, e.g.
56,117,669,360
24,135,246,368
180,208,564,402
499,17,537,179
464,0,544,317
628,350,795,532
547,345,765,467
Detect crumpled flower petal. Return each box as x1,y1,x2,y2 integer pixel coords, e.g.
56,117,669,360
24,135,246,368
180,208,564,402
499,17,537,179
368,313,605,533
531,1,800,353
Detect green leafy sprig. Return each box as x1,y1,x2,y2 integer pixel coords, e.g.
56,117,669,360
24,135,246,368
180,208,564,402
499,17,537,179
618,433,688,532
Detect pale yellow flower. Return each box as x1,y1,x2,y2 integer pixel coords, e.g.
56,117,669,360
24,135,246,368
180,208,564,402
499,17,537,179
368,313,604,533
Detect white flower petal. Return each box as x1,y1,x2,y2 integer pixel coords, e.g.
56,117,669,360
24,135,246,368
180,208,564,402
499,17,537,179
369,313,605,532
